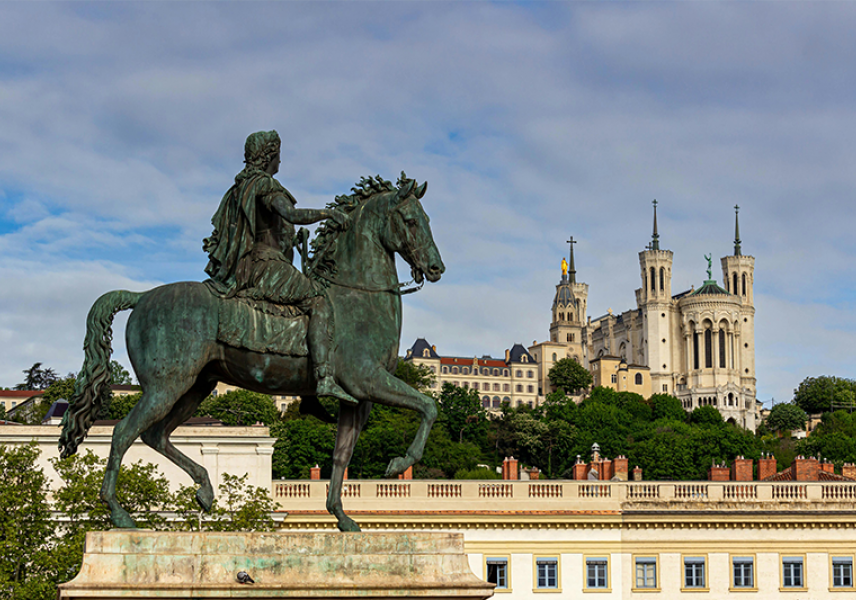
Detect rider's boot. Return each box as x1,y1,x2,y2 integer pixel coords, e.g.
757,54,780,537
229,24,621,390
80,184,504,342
309,297,358,406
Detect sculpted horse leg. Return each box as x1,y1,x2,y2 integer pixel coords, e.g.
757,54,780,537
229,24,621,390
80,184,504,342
357,368,438,477
326,400,373,532
140,378,217,512
101,378,194,528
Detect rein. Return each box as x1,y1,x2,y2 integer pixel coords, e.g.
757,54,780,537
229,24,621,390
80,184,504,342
317,272,424,296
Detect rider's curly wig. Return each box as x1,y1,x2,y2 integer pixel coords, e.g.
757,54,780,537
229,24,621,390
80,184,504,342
243,130,281,170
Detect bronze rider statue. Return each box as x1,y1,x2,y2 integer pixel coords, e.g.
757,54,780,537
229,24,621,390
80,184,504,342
203,130,357,406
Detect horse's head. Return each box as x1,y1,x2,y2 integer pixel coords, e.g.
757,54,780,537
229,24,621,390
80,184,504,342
384,175,445,285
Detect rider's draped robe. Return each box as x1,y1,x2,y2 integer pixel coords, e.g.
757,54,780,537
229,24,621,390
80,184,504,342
204,169,323,307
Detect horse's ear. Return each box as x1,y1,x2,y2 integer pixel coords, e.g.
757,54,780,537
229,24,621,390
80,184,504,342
415,181,427,199
398,178,416,200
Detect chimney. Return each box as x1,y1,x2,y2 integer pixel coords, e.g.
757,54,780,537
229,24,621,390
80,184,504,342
572,456,587,480
820,460,835,475
310,464,321,480
758,453,777,481
731,456,753,481
528,467,540,480
708,463,730,481
843,463,856,481
632,466,643,481
613,455,629,481
344,467,348,481
503,457,519,480
792,456,819,481
398,465,413,480
505,349,511,362
600,458,613,481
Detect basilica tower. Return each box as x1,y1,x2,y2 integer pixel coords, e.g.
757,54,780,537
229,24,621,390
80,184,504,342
721,205,756,410
550,237,588,364
638,201,676,394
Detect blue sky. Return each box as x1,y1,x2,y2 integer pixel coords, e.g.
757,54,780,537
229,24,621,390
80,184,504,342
1,2,855,406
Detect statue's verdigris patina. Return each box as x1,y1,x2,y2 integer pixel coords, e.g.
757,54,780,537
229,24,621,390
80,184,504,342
58,131,445,532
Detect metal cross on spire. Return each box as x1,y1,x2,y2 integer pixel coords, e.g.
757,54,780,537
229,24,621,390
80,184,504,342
734,204,742,256
651,199,660,251
566,236,577,283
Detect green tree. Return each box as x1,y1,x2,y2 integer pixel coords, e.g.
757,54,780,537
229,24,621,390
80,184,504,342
766,403,808,433
196,389,280,426
14,363,59,391
650,393,685,422
689,405,725,426
547,358,592,393
271,417,336,479
109,360,134,385
395,359,436,392
109,392,142,420
436,383,487,444
793,376,856,415
0,444,54,599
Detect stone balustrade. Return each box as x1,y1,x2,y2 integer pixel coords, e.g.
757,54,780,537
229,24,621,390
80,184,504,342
271,479,856,512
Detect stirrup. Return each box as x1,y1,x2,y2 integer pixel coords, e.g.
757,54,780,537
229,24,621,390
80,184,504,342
317,377,359,406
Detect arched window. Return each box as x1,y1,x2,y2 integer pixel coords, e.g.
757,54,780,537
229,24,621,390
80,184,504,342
552,352,557,362
452,367,458,374
516,370,523,377
462,382,469,388
462,367,469,375
635,373,643,385
423,349,430,358
704,329,713,368
492,397,501,409
521,355,528,363
650,267,656,291
503,369,509,376
517,401,523,407
493,368,499,376
442,366,448,374
482,397,490,408
742,273,747,296
659,267,665,291
728,392,734,406
502,396,510,405
733,273,738,295
719,329,726,368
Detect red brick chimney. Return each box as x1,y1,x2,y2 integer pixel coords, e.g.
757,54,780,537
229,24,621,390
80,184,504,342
820,460,835,475
613,456,629,481
398,466,413,480
572,456,587,480
731,456,753,481
343,467,348,481
792,456,819,481
843,463,856,480
310,464,321,480
600,458,613,481
632,466,643,481
503,457,519,480
708,463,730,481
758,454,777,481
528,467,541,480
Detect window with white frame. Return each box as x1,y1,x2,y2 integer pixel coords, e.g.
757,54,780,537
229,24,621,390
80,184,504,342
586,557,608,589
833,557,853,588
536,557,558,589
732,556,754,588
635,557,656,589
782,556,804,588
684,557,706,589
485,557,508,589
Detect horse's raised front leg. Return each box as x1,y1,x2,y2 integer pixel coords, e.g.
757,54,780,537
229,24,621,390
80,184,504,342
140,379,217,512
326,400,372,532
361,368,438,478
101,380,193,528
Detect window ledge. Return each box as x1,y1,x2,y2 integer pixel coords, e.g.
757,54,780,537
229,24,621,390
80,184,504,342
829,587,855,592
779,588,808,593
631,589,661,593
532,589,562,594
680,588,710,593
728,587,758,592
582,588,612,593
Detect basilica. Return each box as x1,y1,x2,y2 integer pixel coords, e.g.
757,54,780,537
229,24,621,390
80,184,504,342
407,204,759,429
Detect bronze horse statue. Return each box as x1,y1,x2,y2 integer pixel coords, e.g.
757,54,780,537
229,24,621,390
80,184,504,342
59,174,444,532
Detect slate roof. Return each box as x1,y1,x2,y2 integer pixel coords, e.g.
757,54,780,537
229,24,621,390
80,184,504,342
407,338,440,359
508,344,535,364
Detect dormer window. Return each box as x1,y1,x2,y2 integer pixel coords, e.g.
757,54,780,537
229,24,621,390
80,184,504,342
423,349,430,358
521,355,528,363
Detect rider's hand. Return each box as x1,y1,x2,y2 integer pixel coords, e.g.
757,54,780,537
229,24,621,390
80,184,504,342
328,210,349,230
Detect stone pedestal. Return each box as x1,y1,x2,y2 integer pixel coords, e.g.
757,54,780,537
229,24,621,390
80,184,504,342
58,531,495,600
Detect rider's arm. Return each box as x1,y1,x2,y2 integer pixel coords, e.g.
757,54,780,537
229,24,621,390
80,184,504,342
269,193,333,225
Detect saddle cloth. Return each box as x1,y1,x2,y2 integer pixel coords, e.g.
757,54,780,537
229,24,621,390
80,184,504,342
217,295,309,357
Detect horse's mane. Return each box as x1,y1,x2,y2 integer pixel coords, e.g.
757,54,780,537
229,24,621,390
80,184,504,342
308,173,409,281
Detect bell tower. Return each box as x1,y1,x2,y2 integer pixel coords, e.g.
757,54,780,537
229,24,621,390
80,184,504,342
721,204,756,396
638,200,675,391
550,236,588,363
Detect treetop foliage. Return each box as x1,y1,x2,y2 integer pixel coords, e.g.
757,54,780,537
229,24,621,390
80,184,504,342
793,376,856,415
547,357,592,393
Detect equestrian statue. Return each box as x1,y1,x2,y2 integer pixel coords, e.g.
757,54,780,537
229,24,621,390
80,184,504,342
58,131,445,532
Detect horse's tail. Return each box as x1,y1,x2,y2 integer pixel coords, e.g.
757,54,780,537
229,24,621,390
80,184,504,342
59,290,145,458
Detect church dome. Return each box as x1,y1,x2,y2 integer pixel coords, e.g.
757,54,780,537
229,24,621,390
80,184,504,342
553,284,575,308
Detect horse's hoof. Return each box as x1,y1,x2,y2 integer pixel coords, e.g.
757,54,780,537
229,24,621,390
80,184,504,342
337,516,361,532
196,485,214,512
385,456,410,478
111,509,137,529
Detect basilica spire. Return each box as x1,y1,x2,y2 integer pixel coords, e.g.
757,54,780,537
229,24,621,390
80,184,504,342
650,199,660,251
733,204,742,256
567,236,577,284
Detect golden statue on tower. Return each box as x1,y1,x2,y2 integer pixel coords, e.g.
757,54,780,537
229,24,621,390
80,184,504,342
561,257,568,277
